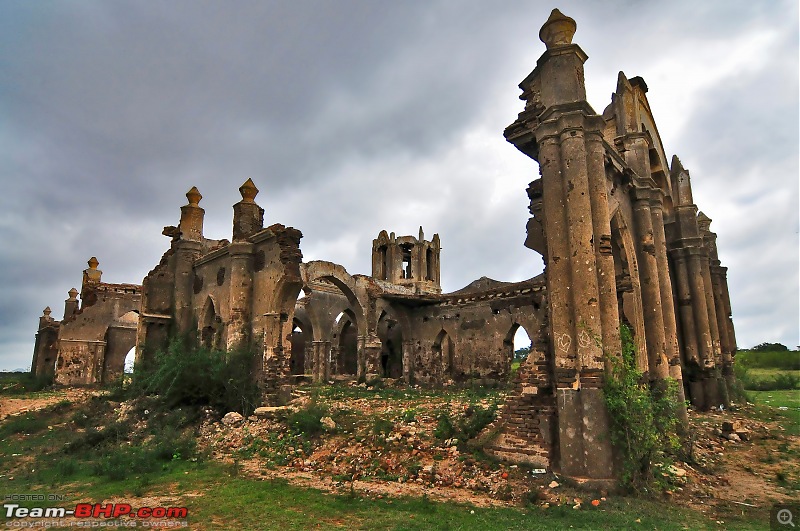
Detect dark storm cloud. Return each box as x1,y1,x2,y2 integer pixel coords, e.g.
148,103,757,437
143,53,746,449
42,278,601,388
1,0,797,370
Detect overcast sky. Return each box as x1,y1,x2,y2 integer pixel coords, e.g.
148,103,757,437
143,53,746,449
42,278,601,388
1,1,797,371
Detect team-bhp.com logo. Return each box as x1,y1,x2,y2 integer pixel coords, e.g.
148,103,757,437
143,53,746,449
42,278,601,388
4,503,188,525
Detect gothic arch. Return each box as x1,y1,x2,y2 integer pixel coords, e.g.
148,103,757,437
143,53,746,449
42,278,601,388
610,209,648,372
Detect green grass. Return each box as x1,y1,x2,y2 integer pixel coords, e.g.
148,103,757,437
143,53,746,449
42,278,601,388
0,458,756,530
736,350,800,371
746,390,800,435
0,384,773,530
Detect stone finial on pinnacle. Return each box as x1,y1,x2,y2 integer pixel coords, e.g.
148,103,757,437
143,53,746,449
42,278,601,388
539,9,576,49
43,306,52,316
696,212,712,232
87,257,99,270
68,288,79,300
186,186,202,206
239,178,259,202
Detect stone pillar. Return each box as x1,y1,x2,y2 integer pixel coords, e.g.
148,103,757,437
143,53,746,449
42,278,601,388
173,187,204,334
630,186,670,381
232,179,264,242
64,289,79,320
651,196,689,425
402,339,416,384
227,242,254,350
505,9,618,483
359,335,382,381
80,257,103,307
312,340,331,383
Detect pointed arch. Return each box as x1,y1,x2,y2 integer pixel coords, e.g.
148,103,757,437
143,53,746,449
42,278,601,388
201,295,222,350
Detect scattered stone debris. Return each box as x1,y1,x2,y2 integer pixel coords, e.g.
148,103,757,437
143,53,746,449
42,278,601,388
222,412,243,426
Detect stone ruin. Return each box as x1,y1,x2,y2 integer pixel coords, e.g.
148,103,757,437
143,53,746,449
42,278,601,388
32,9,738,484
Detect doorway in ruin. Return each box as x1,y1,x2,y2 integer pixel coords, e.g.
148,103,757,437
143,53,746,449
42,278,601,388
433,329,454,382
102,310,139,383
503,323,532,378
289,317,312,375
333,310,358,376
200,297,222,350
377,310,403,379
124,346,136,374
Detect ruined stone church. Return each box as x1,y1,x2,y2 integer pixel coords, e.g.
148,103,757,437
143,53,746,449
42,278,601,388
32,9,737,484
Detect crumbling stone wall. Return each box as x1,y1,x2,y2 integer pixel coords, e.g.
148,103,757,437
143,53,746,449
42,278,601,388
137,181,304,397
33,258,141,385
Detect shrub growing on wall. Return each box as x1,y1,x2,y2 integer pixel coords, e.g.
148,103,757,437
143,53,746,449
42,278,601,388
604,324,682,492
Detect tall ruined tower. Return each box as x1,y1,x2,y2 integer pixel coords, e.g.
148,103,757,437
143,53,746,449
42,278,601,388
371,227,441,294
504,9,619,482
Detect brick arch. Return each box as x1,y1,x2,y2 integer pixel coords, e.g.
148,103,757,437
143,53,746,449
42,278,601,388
301,261,367,336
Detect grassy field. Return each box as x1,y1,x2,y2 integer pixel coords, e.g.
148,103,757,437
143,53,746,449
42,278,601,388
0,385,770,530
0,450,751,530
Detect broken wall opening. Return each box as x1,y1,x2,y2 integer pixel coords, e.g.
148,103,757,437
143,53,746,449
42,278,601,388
378,310,403,379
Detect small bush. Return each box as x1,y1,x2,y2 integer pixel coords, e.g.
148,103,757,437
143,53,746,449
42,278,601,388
433,403,497,444
0,373,53,395
372,418,395,436
130,337,261,417
287,402,328,437
604,323,683,493
434,413,456,440
0,413,49,438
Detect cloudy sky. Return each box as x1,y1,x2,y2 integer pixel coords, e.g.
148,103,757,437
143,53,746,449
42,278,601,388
1,0,797,371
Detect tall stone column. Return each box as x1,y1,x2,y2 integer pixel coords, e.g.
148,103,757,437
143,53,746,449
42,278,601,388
650,196,688,425
669,249,704,408
227,242,254,350
173,187,204,335
697,214,729,405
668,158,721,408
312,340,330,383
630,187,669,381
505,9,618,483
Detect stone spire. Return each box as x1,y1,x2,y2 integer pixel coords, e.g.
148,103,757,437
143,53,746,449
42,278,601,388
239,178,259,202
179,186,205,242
233,179,264,241
82,257,102,288
64,288,80,319
539,9,576,49
671,155,694,206
696,212,712,232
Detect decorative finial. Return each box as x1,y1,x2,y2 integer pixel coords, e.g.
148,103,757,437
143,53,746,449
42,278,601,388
539,9,576,49
186,186,202,206
87,257,99,269
696,212,712,231
43,306,52,316
68,288,78,300
239,178,259,202
419,226,424,241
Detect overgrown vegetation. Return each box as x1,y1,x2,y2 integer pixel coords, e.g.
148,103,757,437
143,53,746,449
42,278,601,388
0,372,54,395
433,401,498,445
604,323,683,493
128,336,262,417
734,347,800,391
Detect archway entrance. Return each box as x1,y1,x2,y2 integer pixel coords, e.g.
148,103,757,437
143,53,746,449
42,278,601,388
433,329,454,383
333,310,358,376
289,318,311,376
503,323,531,378
102,310,139,383
124,346,136,374
378,310,403,379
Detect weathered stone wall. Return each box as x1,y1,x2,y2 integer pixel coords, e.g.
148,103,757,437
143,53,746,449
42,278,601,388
33,258,142,386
